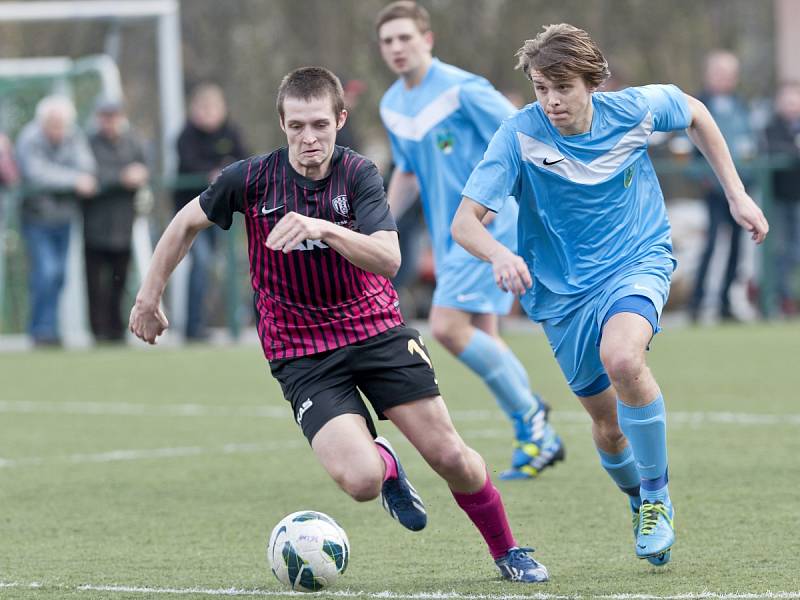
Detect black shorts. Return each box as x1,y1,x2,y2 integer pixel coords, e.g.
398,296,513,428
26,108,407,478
269,325,441,443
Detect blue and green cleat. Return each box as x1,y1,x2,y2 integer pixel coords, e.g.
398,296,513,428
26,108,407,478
500,401,565,480
495,547,549,583
632,498,674,565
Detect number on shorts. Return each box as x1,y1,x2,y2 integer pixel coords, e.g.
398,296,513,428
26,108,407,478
407,338,432,368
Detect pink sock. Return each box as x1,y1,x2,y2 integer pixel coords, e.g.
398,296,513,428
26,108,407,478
376,443,398,481
452,473,517,559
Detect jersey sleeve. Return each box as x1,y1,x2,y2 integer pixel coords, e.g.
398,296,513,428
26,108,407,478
462,122,520,213
198,159,248,230
459,79,517,144
636,84,692,132
351,160,398,235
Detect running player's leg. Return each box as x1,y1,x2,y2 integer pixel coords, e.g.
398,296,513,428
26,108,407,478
576,385,643,540
270,348,423,530
471,312,565,479
430,304,562,479
385,396,548,583
600,309,674,560
310,413,387,502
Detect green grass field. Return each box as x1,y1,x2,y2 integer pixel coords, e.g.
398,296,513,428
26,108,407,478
1,323,798,599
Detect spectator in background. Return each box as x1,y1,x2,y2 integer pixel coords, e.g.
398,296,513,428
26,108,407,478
764,81,800,317
175,83,247,340
16,95,96,346
0,132,19,189
336,78,367,151
689,50,756,322
84,99,149,342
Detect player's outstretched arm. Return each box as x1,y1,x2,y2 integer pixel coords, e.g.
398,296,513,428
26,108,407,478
129,198,214,344
266,211,401,278
452,197,532,295
684,94,769,244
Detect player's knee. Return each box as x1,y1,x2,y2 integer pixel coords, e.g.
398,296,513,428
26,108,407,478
427,441,471,480
338,471,382,502
600,347,645,386
430,318,456,348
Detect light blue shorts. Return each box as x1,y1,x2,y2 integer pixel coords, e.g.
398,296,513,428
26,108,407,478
432,254,515,315
541,259,673,396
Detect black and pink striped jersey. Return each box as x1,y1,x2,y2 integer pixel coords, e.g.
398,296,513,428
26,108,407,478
199,146,404,360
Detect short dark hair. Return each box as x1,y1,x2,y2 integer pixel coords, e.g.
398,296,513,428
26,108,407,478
516,23,610,88
276,67,345,120
375,1,431,35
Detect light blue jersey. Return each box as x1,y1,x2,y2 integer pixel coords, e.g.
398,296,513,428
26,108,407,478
381,59,519,313
463,84,692,321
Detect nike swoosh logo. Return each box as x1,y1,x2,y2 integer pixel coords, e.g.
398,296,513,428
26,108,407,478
261,204,284,216
456,293,483,303
542,157,565,166
637,544,647,549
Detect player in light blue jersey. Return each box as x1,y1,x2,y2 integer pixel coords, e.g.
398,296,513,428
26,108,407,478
375,1,564,482
453,24,768,567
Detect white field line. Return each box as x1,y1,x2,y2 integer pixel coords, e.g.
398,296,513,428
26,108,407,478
1,400,799,427
0,581,799,600
0,440,305,469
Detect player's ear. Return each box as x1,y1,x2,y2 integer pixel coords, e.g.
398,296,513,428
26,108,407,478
336,109,348,131
278,116,286,134
423,30,434,51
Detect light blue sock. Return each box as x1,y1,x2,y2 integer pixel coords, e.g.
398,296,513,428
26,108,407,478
501,348,543,413
617,395,670,503
458,329,535,419
597,446,641,508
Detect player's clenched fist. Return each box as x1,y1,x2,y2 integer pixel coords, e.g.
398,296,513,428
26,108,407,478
129,302,169,344
489,246,532,295
266,211,329,253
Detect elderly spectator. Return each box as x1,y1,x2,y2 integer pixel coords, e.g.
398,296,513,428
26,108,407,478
175,83,247,340
16,95,96,346
764,82,800,316
688,50,756,322
84,99,149,342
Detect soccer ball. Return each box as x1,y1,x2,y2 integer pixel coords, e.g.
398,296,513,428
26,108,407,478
267,510,350,592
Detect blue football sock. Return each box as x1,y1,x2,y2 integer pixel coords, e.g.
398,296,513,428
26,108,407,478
458,329,535,420
501,348,543,413
597,445,641,507
617,395,670,503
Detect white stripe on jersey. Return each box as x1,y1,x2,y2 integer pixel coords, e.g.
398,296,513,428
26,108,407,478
380,85,461,141
517,112,653,185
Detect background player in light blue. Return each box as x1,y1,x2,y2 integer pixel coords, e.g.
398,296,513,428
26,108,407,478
376,1,563,480
453,24,768,565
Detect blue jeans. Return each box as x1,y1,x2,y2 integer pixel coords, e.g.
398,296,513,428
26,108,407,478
186,226,217,338
22,220,71,342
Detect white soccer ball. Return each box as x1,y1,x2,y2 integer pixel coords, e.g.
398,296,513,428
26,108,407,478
267,510,350,592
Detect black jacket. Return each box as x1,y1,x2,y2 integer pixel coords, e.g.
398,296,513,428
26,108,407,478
174,120,247,211
763,114,800,203
83,130,146,250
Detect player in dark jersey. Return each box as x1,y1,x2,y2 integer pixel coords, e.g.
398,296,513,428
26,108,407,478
129,67,548,583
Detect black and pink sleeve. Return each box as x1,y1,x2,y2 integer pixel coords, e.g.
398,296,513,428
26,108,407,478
350,160,397,235
198,159,248,230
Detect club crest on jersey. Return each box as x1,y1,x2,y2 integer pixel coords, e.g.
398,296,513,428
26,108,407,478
624,164,635,188
436,131,455,154
332,195,350,217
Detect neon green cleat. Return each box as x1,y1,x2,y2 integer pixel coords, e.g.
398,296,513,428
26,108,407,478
633,499,674,564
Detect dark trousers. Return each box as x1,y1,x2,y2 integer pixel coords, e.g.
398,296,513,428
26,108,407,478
690,188,742,316
84,246,131,341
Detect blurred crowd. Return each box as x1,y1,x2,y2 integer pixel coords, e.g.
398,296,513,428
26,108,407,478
1,48,800,347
